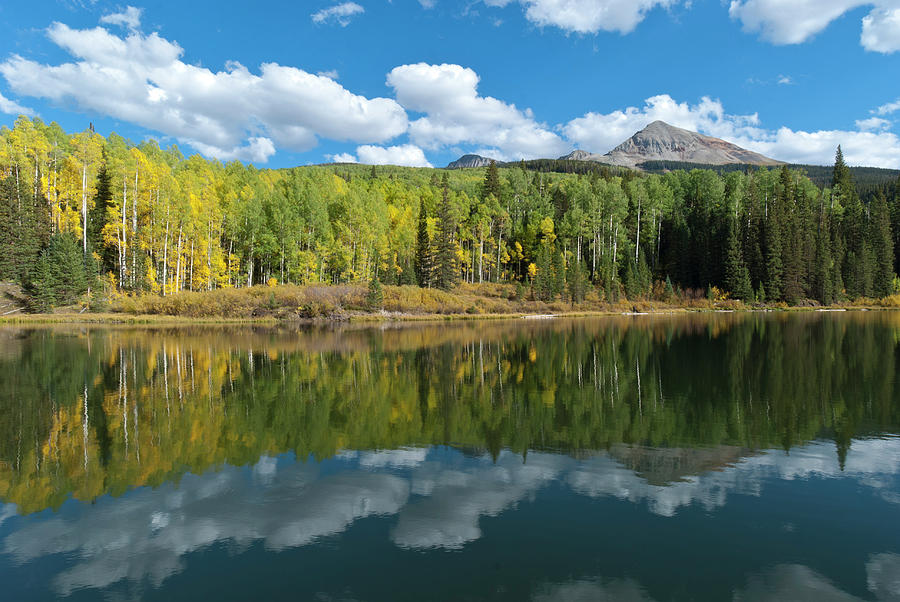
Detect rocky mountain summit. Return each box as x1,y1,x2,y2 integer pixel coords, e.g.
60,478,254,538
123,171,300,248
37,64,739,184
446,154,497,169
561,121,782,168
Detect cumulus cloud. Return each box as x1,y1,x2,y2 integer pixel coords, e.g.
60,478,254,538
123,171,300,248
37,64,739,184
357,143,433,167
99,6,143,30
876,98,900,115
0,19,407,163
387,62,568,161
311,2,365,26
563,93,900,168
857,116,892,131
729,1,900,53
484,0,676,34
0,90,33,116
862,7,900,52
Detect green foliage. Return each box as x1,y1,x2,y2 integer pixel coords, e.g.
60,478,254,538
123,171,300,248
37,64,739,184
27,232,90,310
366,276,384,309
0,116,897,310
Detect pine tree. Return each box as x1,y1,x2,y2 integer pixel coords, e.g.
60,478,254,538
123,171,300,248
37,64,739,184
435,177,458,291
366,276,384,309
566,259,587,305
725,220,752,300
414,197,433,288
551,248,565,298
764,219,783,302
534,244,552,301
871,191,894,298
483,160,501,200
27,232,89,310
891,175,900,275
813,210,833,305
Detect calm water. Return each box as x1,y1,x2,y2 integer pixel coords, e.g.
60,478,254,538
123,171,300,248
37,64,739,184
0,313,899,601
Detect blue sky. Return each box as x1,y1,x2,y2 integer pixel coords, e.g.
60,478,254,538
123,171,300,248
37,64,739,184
0,0,899,168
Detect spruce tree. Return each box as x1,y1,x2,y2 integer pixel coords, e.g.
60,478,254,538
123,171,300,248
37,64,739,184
566,259,587,305
871,191,894,298
435,177,458,291
551,248,565,298
482,160,501,200
27,232,89,310
764,219,783,302
725,220,752,300
414,197,432,287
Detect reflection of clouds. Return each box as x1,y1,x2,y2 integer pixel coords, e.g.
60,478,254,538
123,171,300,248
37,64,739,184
533,578,655,601
391,452,571,549
3,457,409,595
2,438,899,595
0,503,16,527
359,447,428,469
734,554,900,601
569,438,900,517
867,554,900,601
541,555,900,602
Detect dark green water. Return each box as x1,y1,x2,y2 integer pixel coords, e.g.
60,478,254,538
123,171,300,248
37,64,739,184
0,312,899,601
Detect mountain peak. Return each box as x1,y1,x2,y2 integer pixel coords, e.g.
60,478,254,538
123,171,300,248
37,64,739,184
446,154,497,169
602,121,781,168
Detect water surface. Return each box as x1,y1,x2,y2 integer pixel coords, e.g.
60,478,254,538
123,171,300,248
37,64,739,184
0,313,898,601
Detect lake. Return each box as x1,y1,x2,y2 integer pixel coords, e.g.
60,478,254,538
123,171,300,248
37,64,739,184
0,312,898,601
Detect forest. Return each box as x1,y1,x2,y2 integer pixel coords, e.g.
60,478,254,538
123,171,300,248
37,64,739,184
1,115,899,312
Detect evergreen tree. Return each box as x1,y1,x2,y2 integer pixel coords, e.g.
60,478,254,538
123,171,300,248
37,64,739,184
551,248,566,298
366,276,384,309
764,219,784,302
566,259,587,305
534,244,553,301
414,197,433,288
724,220,752,300
483,160,501,200
27,232,89,310
812,210,834,305
871,191,894,298
435,177,458,291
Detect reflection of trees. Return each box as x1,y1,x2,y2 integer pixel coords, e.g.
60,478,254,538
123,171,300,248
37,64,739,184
0,312,898,514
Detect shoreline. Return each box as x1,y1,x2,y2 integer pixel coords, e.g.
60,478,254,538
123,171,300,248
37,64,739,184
0,305,891,326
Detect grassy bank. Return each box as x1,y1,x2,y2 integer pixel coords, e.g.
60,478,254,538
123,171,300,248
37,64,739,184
3,282,900,325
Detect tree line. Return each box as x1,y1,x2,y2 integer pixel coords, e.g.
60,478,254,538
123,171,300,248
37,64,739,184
1,116,899,309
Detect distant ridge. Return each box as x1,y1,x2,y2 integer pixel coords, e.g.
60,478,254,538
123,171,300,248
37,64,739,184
558,121,782,168
447,154,497,169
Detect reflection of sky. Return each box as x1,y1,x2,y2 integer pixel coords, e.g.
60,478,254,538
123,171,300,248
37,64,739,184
535,556,900,602
2,437,899,596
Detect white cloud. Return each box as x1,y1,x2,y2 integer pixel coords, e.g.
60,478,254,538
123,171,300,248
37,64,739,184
876,98,900,115
357,143,433,167
0,90,33,116
419,0,437,8
387,62,568,161
484,0,676,34
856,116,892,131
311,2,365,26
563,93,900,168
99,6,143,30
0,20,408,163
777,74,793,85
861,7,900,52
330,152,358,163
317,69,339,79
729,0,900,53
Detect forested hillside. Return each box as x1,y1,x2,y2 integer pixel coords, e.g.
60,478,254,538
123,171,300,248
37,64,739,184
1,116,899,311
